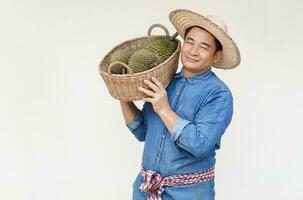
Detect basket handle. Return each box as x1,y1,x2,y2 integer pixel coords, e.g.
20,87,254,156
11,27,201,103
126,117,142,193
108,61,134,75
147,23,179,41
170,32,179,40
147,23,170,37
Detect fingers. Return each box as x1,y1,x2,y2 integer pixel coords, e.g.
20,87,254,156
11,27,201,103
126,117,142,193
138,87,156,97
151,77,165,91
143,79,160,93
142,97,153,103
142,77,164,92
138,77,165,100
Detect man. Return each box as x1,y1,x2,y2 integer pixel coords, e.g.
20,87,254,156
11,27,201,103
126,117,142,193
120,9,241,200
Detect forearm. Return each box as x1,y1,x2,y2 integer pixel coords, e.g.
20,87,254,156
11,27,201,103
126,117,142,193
119,100,140,124
169,115,229,158
158,107,179,133
171,121,214,158
158,108,211,158
122,101,148,142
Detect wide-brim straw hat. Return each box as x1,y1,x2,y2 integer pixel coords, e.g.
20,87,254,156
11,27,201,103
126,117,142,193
169,9,241,69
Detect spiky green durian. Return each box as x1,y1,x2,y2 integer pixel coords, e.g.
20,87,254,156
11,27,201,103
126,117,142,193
109,49,132,74
144,36,177,63
128,49,161,73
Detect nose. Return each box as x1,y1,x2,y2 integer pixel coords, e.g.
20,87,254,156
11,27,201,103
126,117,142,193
189,45,199,56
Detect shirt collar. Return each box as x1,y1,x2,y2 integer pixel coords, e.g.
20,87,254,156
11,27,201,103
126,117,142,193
174,67,213,84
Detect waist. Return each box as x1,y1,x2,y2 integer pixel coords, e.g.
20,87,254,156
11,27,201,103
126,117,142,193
139,165,215,200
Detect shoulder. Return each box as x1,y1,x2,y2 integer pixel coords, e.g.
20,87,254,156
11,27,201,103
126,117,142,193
206,71,233,102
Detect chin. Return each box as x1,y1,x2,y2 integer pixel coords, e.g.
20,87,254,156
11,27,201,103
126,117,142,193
182,61,211,76
182,60,199,70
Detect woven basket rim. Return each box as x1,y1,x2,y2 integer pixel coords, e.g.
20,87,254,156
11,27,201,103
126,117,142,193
98,35,181,78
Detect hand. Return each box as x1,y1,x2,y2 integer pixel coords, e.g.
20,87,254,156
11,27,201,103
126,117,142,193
138,77,171,115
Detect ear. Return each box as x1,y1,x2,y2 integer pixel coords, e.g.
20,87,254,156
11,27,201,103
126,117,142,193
213,50,223,64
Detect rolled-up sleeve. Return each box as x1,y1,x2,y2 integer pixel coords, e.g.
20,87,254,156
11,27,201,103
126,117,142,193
125,103,148,142
170,90,233,159
171,117,191,141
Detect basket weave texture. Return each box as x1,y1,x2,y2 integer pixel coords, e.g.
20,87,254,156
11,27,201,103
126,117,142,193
98,24,181,101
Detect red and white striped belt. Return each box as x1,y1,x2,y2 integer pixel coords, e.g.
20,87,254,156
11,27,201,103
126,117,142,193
139,165,215,200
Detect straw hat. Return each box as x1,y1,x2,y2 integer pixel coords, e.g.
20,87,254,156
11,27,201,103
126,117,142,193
169,9,241,69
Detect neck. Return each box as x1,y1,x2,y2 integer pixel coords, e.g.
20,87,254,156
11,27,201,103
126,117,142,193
183,67,211,77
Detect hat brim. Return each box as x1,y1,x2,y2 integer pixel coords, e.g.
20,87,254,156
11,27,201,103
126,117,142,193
169,9,241,69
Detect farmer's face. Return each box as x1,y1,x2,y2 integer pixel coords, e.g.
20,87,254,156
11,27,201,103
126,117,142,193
181,27,222,77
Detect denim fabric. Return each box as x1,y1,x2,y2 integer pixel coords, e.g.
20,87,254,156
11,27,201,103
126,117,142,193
126,67,233,200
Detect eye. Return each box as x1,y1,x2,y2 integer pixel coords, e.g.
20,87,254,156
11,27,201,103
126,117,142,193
200,46,208,50
186,41,193,45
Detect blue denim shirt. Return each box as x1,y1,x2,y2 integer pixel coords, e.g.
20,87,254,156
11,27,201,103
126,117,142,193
126,67,233,200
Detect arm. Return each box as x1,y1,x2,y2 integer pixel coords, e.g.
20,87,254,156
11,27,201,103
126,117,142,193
169,90,233,159
157,107,179,133
138,77,179,132
119,100,139,124
120,100,148,142
137,77,232,153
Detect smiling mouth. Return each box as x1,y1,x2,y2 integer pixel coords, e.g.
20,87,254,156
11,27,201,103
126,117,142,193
186,56,198,63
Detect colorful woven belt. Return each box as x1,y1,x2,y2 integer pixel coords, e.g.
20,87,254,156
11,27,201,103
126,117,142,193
139,166,215,200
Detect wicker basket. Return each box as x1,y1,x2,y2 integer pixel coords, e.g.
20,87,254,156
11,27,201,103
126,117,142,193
98,24,181,101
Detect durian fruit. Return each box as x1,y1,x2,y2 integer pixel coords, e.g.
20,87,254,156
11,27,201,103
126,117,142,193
144,36,177,63
128,49,161,73
109,49,132,74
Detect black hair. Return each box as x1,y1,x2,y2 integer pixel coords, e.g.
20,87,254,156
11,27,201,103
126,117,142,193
184,26,223,52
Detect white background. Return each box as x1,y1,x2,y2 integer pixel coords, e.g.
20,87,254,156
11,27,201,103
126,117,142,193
1,0,303,199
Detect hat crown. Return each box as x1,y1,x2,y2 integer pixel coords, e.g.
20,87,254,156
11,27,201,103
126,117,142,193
206,15,228,33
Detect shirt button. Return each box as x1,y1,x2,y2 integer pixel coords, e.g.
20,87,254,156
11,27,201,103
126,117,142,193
156,156,160,161
176,92,180,95
162,134,165,138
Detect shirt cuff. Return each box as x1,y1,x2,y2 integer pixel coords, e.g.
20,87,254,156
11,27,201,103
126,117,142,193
126,111,143,132
170,117,191,141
